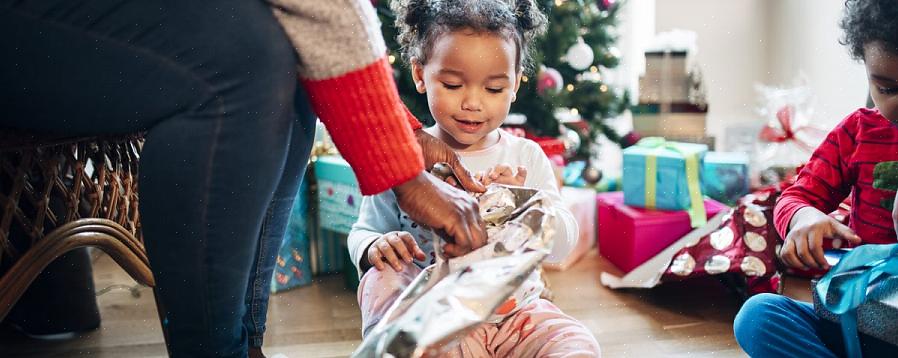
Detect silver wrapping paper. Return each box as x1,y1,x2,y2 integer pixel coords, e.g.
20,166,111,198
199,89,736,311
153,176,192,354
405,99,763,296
352,184,557,358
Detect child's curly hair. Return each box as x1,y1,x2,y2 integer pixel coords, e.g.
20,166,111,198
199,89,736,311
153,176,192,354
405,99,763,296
391,0,548,74
840,0,898,60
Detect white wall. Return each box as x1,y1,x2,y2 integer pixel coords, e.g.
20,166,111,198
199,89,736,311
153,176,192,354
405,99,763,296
651,0,867,149
765,0,868,125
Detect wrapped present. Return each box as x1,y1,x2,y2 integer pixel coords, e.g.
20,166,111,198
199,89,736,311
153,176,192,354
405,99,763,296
813,244,898,356
353,185,555,358
702,152,750,206
597,192,728,273
753,83,827,187
313,156,362,278
601,187,785,298
271,176,314,293
544,186,597,271
622,137,709,227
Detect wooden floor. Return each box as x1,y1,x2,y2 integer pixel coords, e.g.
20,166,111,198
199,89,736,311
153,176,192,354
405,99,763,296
0,251,813,357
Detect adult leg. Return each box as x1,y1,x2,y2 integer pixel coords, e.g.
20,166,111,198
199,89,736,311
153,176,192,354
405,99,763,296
244,87,317,352
2,1,298,356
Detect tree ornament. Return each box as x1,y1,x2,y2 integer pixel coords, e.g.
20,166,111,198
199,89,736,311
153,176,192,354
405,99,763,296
536,66,564,96
581,165,603,184
565,37,594,71
598,0,616,11
559,125,582,158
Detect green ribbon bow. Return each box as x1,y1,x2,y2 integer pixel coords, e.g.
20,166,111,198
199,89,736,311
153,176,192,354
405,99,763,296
636,137,707,228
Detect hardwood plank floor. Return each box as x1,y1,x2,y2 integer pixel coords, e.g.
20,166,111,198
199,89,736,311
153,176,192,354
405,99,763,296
1,251,813,357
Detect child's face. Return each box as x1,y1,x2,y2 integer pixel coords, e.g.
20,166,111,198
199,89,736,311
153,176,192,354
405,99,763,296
412,29,521,151
864,42,898,123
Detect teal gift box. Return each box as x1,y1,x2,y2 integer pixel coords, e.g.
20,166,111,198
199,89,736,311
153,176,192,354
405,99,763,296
314,156,359,272
313,156,362,289
622,138,708,227
701,152,750,206
271,174,314,293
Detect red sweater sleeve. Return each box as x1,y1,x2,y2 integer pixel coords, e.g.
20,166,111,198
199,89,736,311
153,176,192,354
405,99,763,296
301,57,423,195
773,113,859,238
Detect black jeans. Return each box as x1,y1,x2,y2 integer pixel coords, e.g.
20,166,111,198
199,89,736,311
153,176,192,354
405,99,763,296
1,1,315,356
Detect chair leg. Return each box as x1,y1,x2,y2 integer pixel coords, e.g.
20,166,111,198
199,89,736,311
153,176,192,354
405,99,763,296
0,218,154,321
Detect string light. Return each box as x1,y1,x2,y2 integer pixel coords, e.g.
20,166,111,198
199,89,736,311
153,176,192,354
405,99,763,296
566,84,575,92
599,84,608,92
522,76,529,83
571,108,579,116
590,66,598,73
388,55,396,64
554,0,565,6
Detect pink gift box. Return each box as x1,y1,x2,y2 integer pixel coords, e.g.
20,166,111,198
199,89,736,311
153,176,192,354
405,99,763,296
597,192,728,273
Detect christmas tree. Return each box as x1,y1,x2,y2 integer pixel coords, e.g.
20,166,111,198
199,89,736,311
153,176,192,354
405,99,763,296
376,0,630,160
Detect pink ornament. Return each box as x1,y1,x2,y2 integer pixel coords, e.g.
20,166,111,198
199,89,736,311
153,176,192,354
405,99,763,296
536,67,563,96
599,0,615,11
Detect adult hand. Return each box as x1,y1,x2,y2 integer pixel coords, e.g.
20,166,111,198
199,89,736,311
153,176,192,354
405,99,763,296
781,206,861,270
415,129,486,193
393,172,487,257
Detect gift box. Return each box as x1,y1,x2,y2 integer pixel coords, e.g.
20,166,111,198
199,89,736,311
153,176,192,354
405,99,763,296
543,187,597,271
313,156,362,282
271,176,314,293
701,152,750,206
598,192,728,273
814,276,898,349
622,138,708,226
812,244,898,355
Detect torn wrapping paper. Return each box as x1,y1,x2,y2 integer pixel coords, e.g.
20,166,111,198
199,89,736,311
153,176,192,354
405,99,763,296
352,185,557,358
602,187,786,298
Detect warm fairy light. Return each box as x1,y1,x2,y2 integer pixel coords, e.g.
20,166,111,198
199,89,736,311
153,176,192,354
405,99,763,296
571,108,579,116
566,84,575,92
590,66,598,73
522,76,529,82
388,55,396,64
600,84,608,92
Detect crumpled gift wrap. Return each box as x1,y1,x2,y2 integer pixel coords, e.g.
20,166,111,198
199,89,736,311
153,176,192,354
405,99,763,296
602,187,785,298
352,185,557,358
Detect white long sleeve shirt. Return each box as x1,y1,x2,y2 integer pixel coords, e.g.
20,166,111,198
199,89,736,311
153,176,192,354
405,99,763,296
348,131,578,319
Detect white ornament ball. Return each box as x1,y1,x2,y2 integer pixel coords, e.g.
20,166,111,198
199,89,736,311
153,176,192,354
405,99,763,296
565,39,594,70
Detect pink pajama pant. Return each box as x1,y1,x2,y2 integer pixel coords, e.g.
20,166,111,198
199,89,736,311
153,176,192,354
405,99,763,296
357,264,601,357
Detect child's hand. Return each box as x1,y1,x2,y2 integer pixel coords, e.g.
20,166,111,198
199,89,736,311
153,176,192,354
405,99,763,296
476,164,527,186
781,207,861,270
366,231,426,272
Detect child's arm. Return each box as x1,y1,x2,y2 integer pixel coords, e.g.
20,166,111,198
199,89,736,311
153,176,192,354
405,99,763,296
774,114,862,270
349,192,412,274
521,142,579,264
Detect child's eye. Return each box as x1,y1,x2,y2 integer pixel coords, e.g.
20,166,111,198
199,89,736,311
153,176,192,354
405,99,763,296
878,86,898,95
442,83,461,90
486,88,505,94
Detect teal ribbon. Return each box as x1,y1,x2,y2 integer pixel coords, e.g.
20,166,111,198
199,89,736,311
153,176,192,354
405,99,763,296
814,244,898,358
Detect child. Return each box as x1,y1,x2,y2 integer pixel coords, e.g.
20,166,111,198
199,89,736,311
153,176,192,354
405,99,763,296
348,0,601,356
734,0,898,356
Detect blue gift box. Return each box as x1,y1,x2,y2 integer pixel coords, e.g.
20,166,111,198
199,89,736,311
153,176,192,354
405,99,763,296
313,156,362,289
271,176,314,293
622,138,708,226
701,152,750,206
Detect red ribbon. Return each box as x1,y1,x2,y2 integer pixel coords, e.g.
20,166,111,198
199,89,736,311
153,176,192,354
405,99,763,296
758,105,825,152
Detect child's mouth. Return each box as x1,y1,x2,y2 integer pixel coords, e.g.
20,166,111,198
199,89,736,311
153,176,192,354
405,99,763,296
454,118,485,133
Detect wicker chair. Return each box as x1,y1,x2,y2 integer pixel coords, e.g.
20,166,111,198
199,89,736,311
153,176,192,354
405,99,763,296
0,129,155,321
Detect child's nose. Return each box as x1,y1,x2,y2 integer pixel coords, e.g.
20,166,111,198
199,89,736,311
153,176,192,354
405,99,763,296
461,91,482,112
